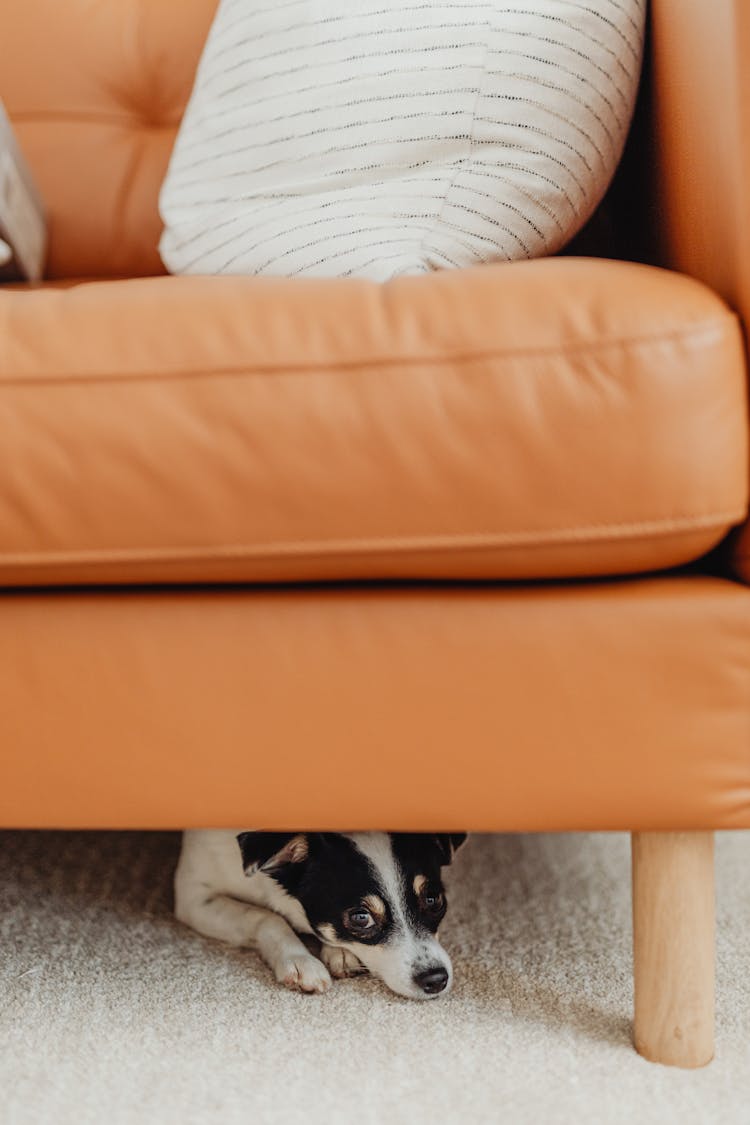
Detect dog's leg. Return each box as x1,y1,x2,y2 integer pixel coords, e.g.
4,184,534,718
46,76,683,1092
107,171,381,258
175,890,332,994
319,945,367,979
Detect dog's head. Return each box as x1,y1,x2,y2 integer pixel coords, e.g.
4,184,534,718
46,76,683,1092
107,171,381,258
236,831,466,999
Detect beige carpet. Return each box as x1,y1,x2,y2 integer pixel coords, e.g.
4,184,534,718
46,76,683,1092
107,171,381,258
1,830,748,1125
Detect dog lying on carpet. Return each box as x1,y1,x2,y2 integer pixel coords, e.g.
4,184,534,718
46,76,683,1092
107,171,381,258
175,831,466,999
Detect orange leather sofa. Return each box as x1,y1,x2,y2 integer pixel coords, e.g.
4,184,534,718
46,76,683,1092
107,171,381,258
1,0,748,1069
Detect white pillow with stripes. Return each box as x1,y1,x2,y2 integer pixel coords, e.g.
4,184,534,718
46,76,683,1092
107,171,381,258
159,0,645,282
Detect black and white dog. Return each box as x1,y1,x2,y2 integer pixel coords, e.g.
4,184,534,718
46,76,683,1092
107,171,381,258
175,830,466,999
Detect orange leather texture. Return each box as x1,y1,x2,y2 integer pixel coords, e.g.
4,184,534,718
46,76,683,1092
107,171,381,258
1,2,750,838
648,0,750,324
0,0,218,278
647,0,750,580
2,576,749,831
0,258,746,586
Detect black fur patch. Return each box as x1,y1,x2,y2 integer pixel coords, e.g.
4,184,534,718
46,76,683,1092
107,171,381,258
389,834,456,933
235,830,466,948
236,832,300,873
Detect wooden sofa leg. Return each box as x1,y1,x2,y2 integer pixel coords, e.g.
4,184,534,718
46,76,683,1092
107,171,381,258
631,831,715,1067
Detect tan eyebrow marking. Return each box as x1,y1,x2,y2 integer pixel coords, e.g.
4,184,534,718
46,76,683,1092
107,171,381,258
363,894,386,924
413,875,428,896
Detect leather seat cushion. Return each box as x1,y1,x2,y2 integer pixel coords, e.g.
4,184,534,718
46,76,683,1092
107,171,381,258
0,257,746,586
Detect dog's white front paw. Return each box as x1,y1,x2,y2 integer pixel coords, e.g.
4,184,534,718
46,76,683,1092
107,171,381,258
274,951,332,994
320,945,367,979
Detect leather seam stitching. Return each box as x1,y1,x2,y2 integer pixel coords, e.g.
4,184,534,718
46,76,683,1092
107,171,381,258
0,318,736,387
0,507,744,569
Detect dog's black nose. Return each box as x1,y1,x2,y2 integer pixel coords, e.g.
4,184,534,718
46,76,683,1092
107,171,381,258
414,966,449,995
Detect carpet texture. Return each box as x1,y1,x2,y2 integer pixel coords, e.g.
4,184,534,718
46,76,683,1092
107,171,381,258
1,830,748,1125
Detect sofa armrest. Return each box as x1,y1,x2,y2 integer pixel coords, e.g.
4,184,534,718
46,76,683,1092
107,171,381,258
642,0,750,580
646,1,750,317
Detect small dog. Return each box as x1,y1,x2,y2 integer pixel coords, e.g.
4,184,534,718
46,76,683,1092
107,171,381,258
175,830,466,999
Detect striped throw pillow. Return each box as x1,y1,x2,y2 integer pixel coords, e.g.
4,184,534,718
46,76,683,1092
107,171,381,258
159,0,645,281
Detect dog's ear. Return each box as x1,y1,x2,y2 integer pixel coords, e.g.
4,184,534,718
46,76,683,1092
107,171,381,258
432,833,467,866
236,831,310,876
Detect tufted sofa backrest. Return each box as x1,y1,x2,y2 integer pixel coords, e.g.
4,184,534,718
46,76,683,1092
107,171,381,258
0,0,217,279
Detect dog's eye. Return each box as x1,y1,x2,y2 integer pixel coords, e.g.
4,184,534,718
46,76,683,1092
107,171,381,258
422,892,445,916
345,908,375,934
